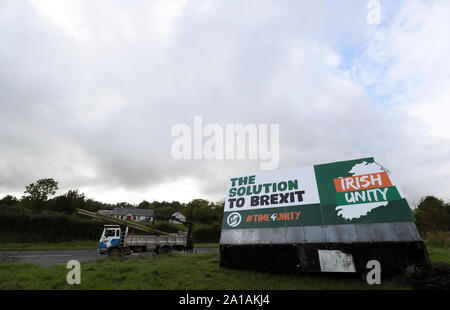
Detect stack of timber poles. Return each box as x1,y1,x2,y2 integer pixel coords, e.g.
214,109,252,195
76,208,169,235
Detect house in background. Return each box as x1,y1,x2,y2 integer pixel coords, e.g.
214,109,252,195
169,211,186,223
98,208,154,222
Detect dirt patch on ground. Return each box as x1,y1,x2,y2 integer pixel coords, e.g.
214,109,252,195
407,264,450,290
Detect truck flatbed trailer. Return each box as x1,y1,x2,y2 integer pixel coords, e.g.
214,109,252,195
77,209,193,256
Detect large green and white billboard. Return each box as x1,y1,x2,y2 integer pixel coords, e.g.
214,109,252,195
222,157,415,230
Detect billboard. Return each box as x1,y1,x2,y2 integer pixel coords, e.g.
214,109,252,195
221,157,415,230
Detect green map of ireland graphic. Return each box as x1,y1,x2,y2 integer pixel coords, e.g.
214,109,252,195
335,161,391,220
314,157,415,225
221,157,415,230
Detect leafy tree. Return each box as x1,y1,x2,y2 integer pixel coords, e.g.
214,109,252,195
211,201,225,222
116,202,134,209
414,196,450,234
24,178,58,201
150,201,162,209
48,190,86,214
0,195,19,207
184,199,217,223
170,201,185,211
154,206,178,218
85,198,113,212
137,200,152,209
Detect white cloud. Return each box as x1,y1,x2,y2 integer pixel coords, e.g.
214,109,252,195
0,0,449,205
351,0,450,203
29,0,87,41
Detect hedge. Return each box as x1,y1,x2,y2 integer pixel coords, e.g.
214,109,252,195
0,205,222,243
0,206,104,243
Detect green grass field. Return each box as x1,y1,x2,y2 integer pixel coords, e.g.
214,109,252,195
0,244,447,290
426,246,450,264
0,250,411,290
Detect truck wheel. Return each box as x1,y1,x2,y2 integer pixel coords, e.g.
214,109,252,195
108,248,123,257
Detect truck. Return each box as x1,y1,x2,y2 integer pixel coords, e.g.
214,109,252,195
77,209,193,256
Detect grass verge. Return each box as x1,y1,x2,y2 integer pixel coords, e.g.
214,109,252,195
0,241,99,250
0,241,217,250
427,246,450,264
0,244,446,290
0,251,411,290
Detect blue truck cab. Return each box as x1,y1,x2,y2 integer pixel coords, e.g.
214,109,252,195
98,225,121,254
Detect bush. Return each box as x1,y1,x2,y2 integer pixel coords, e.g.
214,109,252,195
425,231,450,248
152,221,187,233
149,220,220,243
414,196,450,234
192,223,221,243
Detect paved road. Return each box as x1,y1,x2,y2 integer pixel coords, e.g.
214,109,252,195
0,247,218,267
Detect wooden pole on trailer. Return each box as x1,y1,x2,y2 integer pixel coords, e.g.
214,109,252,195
76,208,169,235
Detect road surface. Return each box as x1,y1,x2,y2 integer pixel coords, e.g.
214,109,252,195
0,247,218,267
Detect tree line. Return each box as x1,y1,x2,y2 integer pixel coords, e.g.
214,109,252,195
1,178,448,243
413,196,450,234
0,178,224,243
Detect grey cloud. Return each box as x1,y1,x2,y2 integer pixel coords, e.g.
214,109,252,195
0,0,448,204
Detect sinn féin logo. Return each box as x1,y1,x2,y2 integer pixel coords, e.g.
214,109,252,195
227,212,242,227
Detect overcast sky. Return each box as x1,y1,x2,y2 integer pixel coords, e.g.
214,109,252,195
0,0,449,206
